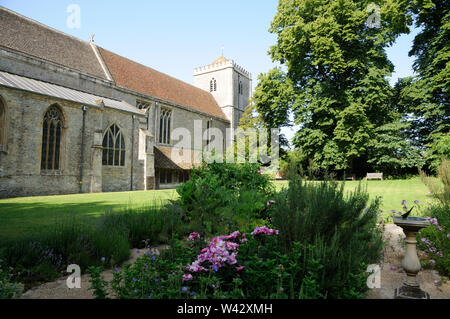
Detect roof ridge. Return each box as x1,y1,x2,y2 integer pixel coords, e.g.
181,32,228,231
98,47,213,94
0,6,91,46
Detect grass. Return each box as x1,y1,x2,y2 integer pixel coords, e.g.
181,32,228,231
273,177,435,219
0,189,177,243
0,177,434,243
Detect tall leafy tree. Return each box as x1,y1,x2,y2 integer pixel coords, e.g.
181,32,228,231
260,0,412,174
399,0,450,170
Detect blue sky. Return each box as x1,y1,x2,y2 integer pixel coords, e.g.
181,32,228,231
1,0,419,142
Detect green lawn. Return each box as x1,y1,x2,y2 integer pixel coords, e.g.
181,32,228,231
0,189,177,242
273,177,434,217
0,178,434,243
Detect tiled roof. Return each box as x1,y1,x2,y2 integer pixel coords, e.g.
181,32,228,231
98,48,228,121
0,71,144,115
154,146,201,170
0,6,229,121
0,6,108,80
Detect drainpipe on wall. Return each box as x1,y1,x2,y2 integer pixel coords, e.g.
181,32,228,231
130,114,136,191
79,105,87,193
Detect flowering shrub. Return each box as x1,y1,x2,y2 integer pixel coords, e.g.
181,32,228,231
417,206,450,276
417,160,450,277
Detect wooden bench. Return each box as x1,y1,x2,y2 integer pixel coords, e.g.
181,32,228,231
366,173,383,180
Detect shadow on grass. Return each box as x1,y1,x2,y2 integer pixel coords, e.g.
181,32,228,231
0,200,130,244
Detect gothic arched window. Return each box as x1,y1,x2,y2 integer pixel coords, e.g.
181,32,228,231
102,124,125,166
0,98,5,149
41,106,64,170
159,108,172,144
210,78,217,92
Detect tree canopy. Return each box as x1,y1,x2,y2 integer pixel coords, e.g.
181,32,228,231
250,0,448,176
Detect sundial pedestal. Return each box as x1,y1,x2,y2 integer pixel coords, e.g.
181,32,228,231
393,216,431,299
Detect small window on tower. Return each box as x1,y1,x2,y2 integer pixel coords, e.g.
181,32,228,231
239,81,243,95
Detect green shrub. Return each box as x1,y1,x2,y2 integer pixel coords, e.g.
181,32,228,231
269,172,383,298
176,162,274,235
0,262,24,299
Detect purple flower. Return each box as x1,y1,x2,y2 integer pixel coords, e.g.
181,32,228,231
447,233,450,239
430,259,435,265
190,291,195,296
136,250,140,254
114,267,119,272
134,289,137,293
414,200,419,204
212,265,218,272
148,293,153,299
152,255,156,261
155,278,159,283
401,200,407,205
390,266,397,271
434,279,440,285
182,287,188,292
132,277,137,282
101,257,106,262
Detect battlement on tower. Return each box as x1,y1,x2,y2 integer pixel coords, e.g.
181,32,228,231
194,58,251,79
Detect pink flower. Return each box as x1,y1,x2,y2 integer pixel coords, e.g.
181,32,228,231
251,226,279,236
182,274,193,281
257,170,262,174
188,232,200,241
187,230,247,273
236,266,244,271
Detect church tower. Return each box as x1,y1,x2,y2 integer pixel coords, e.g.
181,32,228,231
194,56,252,140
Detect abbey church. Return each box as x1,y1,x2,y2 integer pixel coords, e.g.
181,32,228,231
0,7,252,198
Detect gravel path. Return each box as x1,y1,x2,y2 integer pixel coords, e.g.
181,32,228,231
21,225,449,299
21,245,168,299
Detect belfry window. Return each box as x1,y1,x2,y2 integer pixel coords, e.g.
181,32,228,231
210,78,217,92
41,106,64,171
239,81,243,95
102,124,125,166
159,108,172,144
